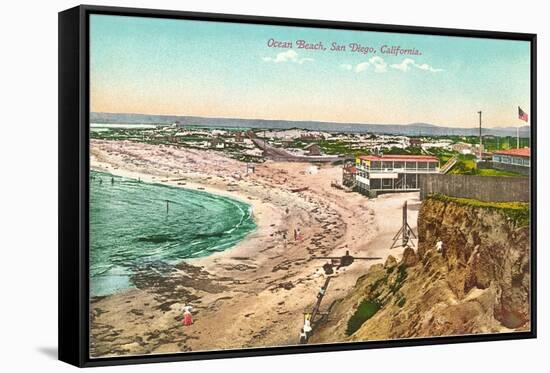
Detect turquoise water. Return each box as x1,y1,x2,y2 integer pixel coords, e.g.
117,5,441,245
90,171,256,297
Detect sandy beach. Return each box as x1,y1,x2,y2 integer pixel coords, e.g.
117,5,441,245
89,139,420,357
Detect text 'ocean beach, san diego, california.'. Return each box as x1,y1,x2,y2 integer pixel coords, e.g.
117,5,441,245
267,38,423,56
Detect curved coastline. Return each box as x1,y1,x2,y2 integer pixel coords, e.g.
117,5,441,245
89,141,404,357
90,167,259,297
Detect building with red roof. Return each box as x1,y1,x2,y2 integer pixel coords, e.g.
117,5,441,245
357,154,439,162
354,154,440,197
494,148,531,158
492,147,530,175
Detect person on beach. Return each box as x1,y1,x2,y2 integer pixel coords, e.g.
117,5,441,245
303,314,312,334
299,328,307,344
182,305,193,326
317,286,325,300
294,228,297,241
299,314,312,344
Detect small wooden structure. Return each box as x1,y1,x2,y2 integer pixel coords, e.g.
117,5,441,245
389,201,416,249
300,251,382,344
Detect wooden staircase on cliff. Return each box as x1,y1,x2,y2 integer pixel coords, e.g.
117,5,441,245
440,155,459,174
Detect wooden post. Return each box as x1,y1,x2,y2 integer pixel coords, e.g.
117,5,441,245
390,201,417,250
478,111,483,160
402,201,408,247
310,276,332,323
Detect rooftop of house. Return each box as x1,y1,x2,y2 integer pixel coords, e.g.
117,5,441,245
494,148,530,157
304,143,321,149
358,154,439,162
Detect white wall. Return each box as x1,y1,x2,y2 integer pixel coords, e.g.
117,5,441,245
0,0,547,371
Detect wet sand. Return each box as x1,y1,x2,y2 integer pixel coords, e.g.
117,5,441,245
89,140,420,357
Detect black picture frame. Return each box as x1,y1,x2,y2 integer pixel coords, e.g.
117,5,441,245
58,4,537,368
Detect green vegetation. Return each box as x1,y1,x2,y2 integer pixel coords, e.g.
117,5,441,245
316,140,359,155
429,193,530,228
440,135,530,152
346,299,380,336
383,147,423,155
445,154,523,177
397,297,406,307
345,263,409,335
427,148,455,164
389,264,408,294
449,154,476,174
296,139,371,157
475,168,524,177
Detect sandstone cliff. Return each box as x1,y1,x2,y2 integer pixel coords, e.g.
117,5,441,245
311,195,530,343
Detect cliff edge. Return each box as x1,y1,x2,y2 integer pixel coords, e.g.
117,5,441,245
311,195,530,342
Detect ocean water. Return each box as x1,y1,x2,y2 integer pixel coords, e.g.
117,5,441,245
89,171,256,297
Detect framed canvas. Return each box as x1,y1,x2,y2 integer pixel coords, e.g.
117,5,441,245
58,4,537,367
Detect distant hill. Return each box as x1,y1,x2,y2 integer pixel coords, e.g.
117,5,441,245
90,112,531,137
407,122,438,128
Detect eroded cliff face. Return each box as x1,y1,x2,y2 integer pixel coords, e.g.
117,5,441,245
311,197,530,343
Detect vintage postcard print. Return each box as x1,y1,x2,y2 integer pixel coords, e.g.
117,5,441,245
88,14,532,358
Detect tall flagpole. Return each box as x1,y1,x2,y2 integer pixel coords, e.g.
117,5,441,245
478,111,482,160
517,125,520,149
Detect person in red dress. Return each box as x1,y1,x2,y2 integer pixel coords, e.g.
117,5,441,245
182,305,193,326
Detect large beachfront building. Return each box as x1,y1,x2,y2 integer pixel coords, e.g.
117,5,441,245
492,148,530,175
355,155,440,197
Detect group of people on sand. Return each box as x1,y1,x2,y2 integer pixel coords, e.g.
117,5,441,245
91,175,115,185
279,226,303,246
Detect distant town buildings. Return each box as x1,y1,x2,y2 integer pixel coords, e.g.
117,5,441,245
209,137,225,149
304,143,322,156
451,142,484,155
234,131,244,143
354,155,440,197
409,138,423,147
420,139,453,151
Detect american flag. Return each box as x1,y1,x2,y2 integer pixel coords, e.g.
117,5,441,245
518,106,529,122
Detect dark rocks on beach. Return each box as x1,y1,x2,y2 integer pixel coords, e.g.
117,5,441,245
278,282,295,290
384,255,398,268
402,246,419,268
224,263,257,271
130,308,144,316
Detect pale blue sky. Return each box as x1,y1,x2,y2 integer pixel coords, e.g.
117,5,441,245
90,14,531,127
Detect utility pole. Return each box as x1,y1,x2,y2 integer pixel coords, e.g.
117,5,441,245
478,111,482,160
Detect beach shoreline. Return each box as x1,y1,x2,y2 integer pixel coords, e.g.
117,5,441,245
89,139,420,357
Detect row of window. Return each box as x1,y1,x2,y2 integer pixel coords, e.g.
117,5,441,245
357,174,419,190
359,160,438,170
492,155,530,166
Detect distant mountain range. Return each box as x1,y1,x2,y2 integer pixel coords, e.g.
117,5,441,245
90,112,531,137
